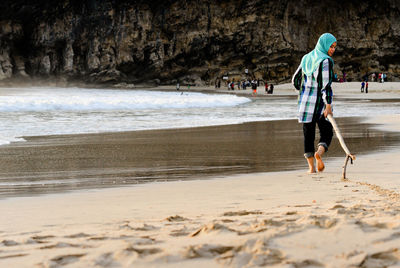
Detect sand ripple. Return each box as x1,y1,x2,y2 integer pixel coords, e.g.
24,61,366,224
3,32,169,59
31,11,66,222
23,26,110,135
1,175,400,267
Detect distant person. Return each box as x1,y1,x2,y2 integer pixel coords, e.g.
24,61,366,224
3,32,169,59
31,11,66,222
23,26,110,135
251,80,257,96
383,73,386,82
176,82,180,90
371,73,375,82
292,33,336,174
365,81,368,93
334,73,338,82
361,81,365,92
378,73,382,83
268,84,274,94
265,82,269,92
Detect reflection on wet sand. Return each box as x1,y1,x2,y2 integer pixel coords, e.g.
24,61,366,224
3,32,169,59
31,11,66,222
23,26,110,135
0,117,398,198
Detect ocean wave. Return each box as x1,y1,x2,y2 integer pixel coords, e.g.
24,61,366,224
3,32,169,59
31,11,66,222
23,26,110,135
0,89,251,112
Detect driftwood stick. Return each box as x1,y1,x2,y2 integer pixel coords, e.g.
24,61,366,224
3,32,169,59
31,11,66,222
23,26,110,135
342,155,351,180
327,114,356,179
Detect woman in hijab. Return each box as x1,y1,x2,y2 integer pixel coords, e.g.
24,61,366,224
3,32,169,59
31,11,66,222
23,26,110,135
292,33,337,173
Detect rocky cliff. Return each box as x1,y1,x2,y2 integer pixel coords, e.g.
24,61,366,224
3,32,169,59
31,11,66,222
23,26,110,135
1,0,400,86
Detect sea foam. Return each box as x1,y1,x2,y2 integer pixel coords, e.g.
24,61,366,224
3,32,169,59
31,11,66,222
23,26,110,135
0,87,252,145
0,88,250,112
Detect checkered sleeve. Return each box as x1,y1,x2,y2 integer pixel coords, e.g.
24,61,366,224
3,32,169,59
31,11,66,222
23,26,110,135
321,59,333,104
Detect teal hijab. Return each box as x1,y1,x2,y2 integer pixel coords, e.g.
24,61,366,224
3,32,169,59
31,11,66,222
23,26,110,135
301,33,336,76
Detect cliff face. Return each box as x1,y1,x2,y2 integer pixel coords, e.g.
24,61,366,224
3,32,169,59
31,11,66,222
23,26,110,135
1,0,400,85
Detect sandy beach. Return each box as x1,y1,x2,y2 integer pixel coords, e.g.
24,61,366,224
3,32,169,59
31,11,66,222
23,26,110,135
1,83,400,267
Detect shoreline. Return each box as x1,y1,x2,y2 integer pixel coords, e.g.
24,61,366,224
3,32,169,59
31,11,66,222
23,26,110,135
1,115,399,267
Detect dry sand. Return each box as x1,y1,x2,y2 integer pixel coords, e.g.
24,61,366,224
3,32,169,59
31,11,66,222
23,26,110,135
1,84,400,267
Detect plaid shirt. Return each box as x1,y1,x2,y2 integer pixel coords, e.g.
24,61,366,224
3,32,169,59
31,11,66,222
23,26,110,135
292,58,333,123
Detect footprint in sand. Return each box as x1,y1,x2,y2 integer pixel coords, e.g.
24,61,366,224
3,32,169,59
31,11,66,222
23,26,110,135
64,232,91,239
48,253,86,266
125,246,162,257
29,235,55,244
0,253,29,260
294,204,312,208
290,259,324,267
170,227,191,237
119,223,159,231
183,244,235,259
335,205,370,216
220,219,235,223
225,240,284,266
1,239,19,246
132,236,158,245
307,215,338,229
39,242,92,250
132,224,159,231
31,235,56,240
164,215,189,222
190,222,237,237
373,232,400,243
87,236,108,241
285,211,298,215
329,204,346,210
261,219,285,227
94,252,124,267
222,210,262,217
355,220,398,232
359,248,400,267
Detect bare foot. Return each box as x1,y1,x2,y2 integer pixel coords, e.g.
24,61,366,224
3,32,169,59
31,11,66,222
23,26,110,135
314,152,325,172
306,156,316,174
308,169,317,174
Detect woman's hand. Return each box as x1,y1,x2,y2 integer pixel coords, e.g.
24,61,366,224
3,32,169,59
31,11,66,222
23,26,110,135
324,104,333,118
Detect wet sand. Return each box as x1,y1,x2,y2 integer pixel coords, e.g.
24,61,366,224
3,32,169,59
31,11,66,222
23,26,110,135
0,117,399,198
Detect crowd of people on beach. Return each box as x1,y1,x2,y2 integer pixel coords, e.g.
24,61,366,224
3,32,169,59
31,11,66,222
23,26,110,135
333,71,388,84
175,70,388,98
370,72,387,83
359,72,388,93
175,78,274,95
214,79,274,95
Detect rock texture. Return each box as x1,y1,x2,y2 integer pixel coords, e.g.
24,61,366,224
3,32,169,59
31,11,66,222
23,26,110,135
1,0,400,85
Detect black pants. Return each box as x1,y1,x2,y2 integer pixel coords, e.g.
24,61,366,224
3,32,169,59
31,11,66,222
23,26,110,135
303,116,333,158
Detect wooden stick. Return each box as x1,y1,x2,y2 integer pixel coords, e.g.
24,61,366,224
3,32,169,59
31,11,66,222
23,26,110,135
327,114,356,179
342,155,352,181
